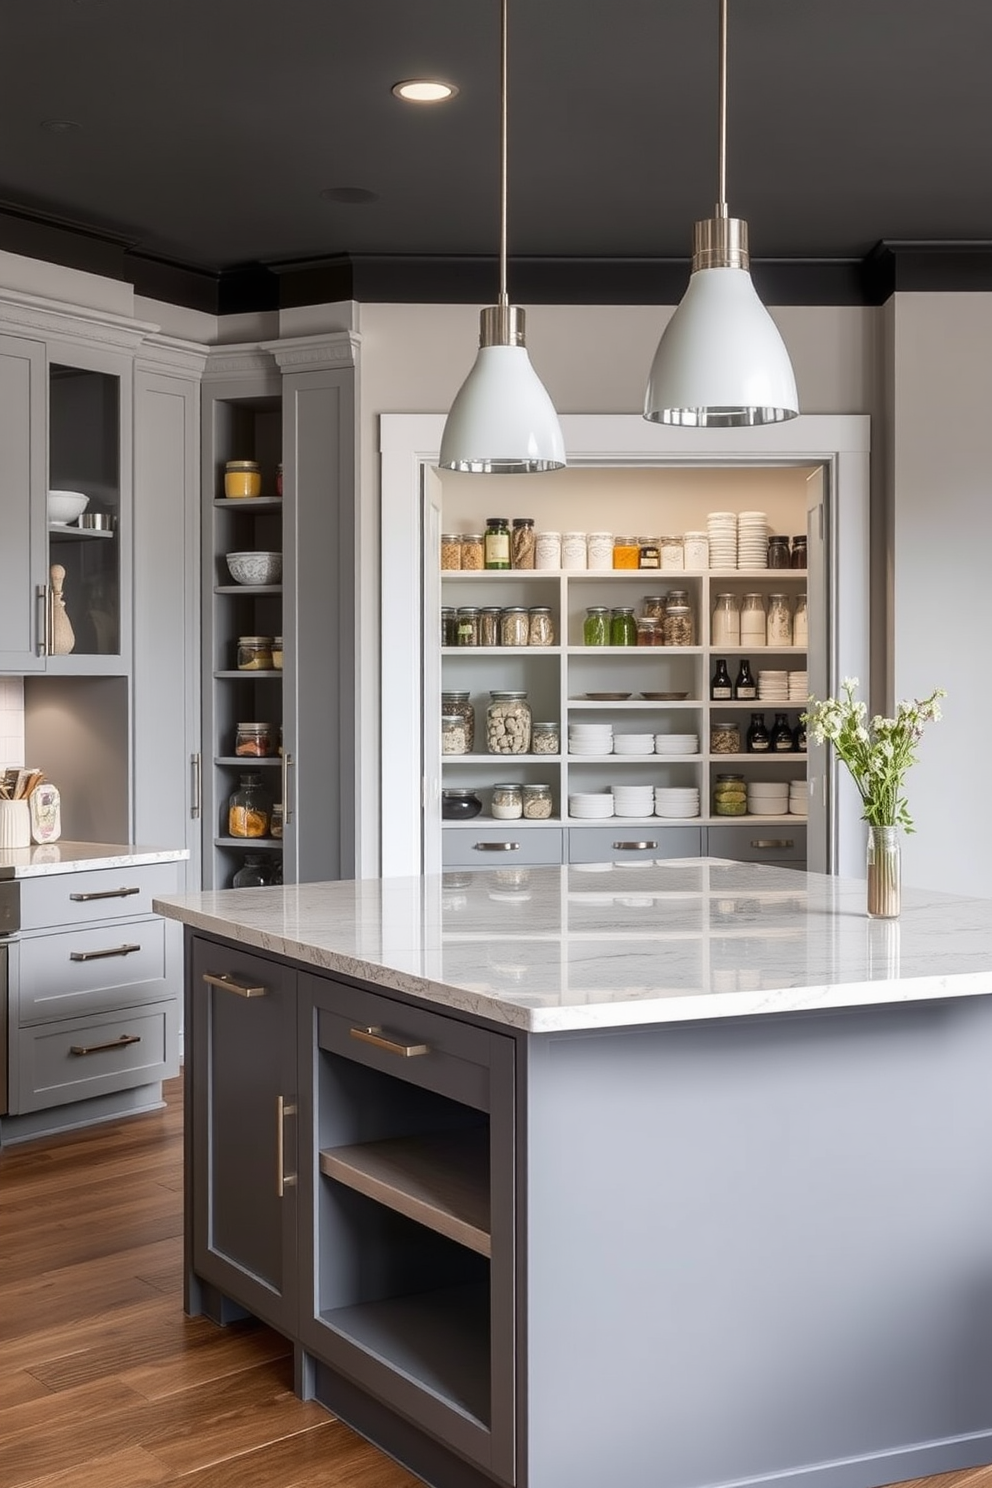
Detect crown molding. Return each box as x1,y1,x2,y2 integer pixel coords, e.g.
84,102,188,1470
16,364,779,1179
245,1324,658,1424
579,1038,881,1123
201,342,280,383
135,332,210,377
260,330,361,371
0,286,157,351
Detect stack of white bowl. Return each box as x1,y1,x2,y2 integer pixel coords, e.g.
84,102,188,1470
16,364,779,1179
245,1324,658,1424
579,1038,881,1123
568,792,614,819
707,511,738,569
788,670,808,702
654,786,701,819
757,670,789,702
654,732,699,756
747,780,789,815
569,723,614,756
788,780,808,816
611,784,656,818
737,511,769,567
612,732,655,756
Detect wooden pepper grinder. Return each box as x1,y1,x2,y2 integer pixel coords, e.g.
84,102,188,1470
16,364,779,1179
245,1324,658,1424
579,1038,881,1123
50,563,75,655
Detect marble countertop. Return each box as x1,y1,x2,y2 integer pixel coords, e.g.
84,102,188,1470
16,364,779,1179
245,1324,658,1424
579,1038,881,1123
154,859,992,1033
0,841,189,880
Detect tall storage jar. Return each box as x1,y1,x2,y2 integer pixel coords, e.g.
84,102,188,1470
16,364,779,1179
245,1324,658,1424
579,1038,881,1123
441,691,475,752
486,691,532,754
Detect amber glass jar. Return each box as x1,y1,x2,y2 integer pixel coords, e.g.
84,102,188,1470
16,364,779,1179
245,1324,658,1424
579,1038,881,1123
228,772,271,838
224,460,261,499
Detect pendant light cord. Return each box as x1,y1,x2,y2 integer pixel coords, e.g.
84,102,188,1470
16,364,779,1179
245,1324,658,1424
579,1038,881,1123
498,0,509,307
717,0,728,216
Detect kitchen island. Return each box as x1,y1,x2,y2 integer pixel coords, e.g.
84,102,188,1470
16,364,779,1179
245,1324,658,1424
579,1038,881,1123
156,859,992,1488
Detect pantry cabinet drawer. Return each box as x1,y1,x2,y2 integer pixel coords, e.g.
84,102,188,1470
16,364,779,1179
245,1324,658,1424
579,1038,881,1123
707,824,807,865
17,917,167,1025
568,825,702,863
19,862,179,931
442,826,563,869
13,999,179,1114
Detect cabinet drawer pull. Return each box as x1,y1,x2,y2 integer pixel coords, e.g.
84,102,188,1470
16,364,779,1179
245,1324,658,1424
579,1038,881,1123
70,1033,141,1057
749,839,794,850
277,1094,297,1197
69,886,141,902
612,841,658,851
69,943,141,962
202,972,268,998
473,841,519,852
37,583,49,657
350,1025,430,1058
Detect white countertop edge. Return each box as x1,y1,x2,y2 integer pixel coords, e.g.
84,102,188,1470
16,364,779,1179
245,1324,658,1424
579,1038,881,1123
1,842,189,878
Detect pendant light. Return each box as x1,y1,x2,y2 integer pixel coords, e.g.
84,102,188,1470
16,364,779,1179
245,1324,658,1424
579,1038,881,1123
438,0,565,473
643,0,799,428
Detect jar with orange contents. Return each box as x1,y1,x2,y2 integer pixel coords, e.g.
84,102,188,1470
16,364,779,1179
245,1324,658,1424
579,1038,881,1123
613,536,640,569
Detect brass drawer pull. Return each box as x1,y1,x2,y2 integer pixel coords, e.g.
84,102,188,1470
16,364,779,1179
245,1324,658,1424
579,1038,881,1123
473,841,519,852
277,1094,298,1197
70,886,141,902
350,1025,429,1058
202,972,268,998
70,1033,141,1056
70,943,141,962
612,841,658,851
750,839,794,850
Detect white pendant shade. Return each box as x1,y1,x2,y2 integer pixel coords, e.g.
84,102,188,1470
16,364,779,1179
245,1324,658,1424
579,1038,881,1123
439,343,566,473
644,265,799,428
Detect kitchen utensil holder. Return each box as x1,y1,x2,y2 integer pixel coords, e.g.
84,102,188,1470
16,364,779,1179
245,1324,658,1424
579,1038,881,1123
0,798,31,849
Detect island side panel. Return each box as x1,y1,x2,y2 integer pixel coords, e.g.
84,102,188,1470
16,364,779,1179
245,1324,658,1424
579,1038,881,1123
521,997,992,1488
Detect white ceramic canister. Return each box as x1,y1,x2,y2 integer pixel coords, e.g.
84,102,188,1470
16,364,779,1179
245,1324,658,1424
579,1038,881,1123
586,532,613,570
0,798,31,850
561,532,587,570
535,531,561,570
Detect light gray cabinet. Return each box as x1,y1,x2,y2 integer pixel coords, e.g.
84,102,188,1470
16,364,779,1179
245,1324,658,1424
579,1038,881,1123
0,333,46,672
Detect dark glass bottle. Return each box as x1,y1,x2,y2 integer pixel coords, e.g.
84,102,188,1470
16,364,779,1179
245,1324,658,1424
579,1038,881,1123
791,535,808,569
767,535,791,569
746,712,770,752
711,658,733,700
771,712,794,751
793,717,807,752
734,659,756,700
232,852,274,888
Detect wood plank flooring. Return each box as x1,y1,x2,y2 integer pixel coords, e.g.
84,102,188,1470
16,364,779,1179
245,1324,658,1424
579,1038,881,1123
0,1074,990,1488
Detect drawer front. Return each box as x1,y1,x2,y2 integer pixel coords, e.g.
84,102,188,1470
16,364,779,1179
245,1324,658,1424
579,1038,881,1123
19,861,179,932
312,975,508,1112
707,824,807,865
568,825,702,863
17,917,167,1025
442,826,563,869
14,999,178,1114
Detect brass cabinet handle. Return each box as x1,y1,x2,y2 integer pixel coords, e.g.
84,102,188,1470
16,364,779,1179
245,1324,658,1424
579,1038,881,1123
70,1033,141,1056
36,583,49,657
202,971,268,998
473,841,519,852
350,1024,429,1058
612,841,658,851
749,839,794,850
70,886,141,902
277,1094,297,1197
69,943,141,962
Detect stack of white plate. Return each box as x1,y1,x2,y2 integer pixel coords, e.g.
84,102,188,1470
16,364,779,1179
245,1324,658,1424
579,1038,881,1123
757,670,789,702
707,511,738,569
654,786,701,819
654,733,699,755
737,511,769,568
569,792,614,819
789,780,808,816
788,670,809,702
569,723,614,756
612,732,655,755
747,781,789,815
611,784,656,818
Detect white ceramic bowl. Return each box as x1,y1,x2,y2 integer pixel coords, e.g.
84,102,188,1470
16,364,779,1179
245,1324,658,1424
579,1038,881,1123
47,489,89,525
226,550,283,586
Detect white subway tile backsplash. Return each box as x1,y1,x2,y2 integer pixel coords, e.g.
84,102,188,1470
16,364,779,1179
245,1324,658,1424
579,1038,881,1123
0,679,25,764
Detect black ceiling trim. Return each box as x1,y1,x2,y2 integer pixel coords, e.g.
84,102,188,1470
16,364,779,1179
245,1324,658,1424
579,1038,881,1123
0,203,132,284
127,252,221,316
868,240,992,297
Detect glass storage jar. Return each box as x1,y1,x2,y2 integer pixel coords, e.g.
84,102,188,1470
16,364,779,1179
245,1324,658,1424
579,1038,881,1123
660,535,685,571
766,594,793,646
228,772,271,838
522,783,554,819
224,460,261,499
532,720,560,754
740,593,767,647
486,691,532,754
791,535,808,569
479,606,502,647
636,616,662,646
442,789,483,821
442,713,470,755
711,594,741,647
232,852,274,888
638,539,661,569
270,803,284,838
235,721,277,758
511,518,536,569
272,636,283,669
713,773,747,816
767,535,791,569
491,782,523,819
484,517,511,570
662,591,694,646
440,534,462,570
793,593,808,646
528,606,555,646
610,607,637,646
613,536,640,569
535,531,561,569
456,606,481,646
500,606,530,647
461,533,484,571
237,635,273,671
643,595,666,621
441,607,458,646
441,691,475,752
710,720,741,754
583,605,611,646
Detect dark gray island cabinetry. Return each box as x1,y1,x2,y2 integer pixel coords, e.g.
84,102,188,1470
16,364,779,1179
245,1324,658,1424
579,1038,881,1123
161,863,992,1488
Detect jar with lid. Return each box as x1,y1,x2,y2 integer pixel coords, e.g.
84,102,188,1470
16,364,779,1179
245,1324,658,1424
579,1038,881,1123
235,721,276,758
232,852,274,888
522,783,553,819
479,606,502,647
456,606,480,646
491,782,523,819
613,536,640,569
442,789,483,821
746,712,771,752
500,606,530,647
461,533,485,571
237,635,273,671
441,691,475,751
643,595,666,621
766,594,793,646
441,607,458,646
528,606,555,646
638,539,661,569
710,720,741,755
662,591,694,646
711,594,741,647
767,535,791,569
583,605,611,646
511,518,536,569
484,517,511,570
224,459,261,499
740,593,767,647
561,532,587,570
441,534,462,570
610,607,637,646
793,593,808,647
272,637,283,669
636,616,662,646
532,720,560,754
270,803,284,838
683,531,709,569
442,713,470,755
535,531,561,570
791,535,808,569
228,772,271,838
587,532,613,570
660,535,684,571
772,712,795,752
486,692,532,754
713,773,747,816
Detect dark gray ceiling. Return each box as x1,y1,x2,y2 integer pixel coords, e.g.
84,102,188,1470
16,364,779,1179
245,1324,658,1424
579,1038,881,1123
2,0,990,278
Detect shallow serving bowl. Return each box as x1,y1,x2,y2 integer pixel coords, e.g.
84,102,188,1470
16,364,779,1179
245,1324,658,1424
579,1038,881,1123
47,489,89,525
226,550,283,586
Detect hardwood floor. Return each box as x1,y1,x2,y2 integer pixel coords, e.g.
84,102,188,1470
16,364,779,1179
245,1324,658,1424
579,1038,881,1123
1,1076,990,1488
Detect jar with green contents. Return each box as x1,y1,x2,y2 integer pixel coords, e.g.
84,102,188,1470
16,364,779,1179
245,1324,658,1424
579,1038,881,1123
583,606,611,646
484,517,511,569
610,607,637,646
713,773,747,817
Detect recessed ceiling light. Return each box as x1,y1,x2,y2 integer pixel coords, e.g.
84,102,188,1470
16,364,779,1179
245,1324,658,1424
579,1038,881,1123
319,186,380,205
391,79,458,103
40,119,81,133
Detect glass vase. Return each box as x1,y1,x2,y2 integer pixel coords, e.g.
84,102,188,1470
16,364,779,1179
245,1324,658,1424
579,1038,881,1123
866,825,901,919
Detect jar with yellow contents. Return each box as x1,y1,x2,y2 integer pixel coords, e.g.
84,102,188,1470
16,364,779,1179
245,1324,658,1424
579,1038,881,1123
224,460,261,498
